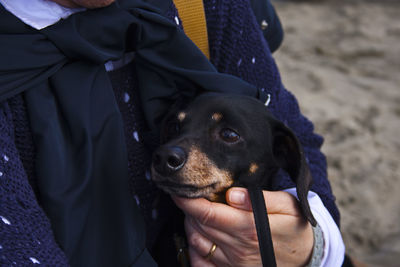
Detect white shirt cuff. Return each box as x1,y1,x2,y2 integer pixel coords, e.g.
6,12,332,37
284,188,345,267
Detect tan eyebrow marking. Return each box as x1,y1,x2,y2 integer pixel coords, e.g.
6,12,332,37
249,163,259,174
211,113,223,122
178,112,186,122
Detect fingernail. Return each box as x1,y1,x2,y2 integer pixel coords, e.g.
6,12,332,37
229,190,245,205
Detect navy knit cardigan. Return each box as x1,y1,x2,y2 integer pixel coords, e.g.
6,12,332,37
0,0,339,266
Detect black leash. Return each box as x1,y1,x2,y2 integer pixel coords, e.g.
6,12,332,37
248,186,277,267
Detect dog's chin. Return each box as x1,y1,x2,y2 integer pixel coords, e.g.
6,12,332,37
155,180,218,199
152,173,219,199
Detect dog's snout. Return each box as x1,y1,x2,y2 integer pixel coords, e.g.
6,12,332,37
153,146,186,175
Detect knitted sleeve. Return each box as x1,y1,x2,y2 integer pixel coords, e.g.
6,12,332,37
204,0,340,225
248,0,284,53
0,98,69,266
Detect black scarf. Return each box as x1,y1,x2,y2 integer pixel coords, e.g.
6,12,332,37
0,0,269,266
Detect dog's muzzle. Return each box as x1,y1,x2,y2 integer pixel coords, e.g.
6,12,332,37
152,146,187,176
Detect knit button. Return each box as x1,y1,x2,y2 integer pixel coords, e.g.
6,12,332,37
3,154,9,162
265,94,271,107
174,16,180,25
29,257,40,264
212,0,216,10
145,170,151,181
0,216,11,225
134,195,140,206
261,20,268,30
124,92,130,103
252,57,256,64
152,208,158,220
237,58,242,67
0,171,3,177
133,131,140,142
0,244,2,249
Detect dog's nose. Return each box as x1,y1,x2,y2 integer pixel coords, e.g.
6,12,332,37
153,146,186,175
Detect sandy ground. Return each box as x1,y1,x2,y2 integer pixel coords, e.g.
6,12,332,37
272,0,400,265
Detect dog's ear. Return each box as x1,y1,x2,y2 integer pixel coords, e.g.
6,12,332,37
272,121,317,226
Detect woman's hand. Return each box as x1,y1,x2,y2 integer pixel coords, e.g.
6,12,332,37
172,187,314,267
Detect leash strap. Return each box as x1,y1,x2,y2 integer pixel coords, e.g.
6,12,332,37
173,0,210,59
248,186,277,267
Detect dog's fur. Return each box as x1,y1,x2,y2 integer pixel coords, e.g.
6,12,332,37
151,93,316,225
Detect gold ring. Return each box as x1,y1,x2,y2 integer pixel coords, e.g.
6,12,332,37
205,243,217,260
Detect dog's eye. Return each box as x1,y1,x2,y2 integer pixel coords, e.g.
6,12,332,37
219,128,240,143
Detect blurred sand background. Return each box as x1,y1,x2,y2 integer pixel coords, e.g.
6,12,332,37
272,0,400,265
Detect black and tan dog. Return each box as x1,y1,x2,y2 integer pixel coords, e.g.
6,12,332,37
151,93,316,266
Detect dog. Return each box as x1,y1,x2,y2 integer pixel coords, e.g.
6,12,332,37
151,93,318,266
151,93,315,225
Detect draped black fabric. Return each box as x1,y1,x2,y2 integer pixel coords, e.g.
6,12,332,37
1,4,148,266
0,0,269,266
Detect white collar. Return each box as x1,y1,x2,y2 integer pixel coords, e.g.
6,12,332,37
0,0,84,30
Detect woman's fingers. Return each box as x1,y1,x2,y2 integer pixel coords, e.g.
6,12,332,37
185,215,229,266
173,196,255,233
226,188,302,217
175,189,313,267
188,247,216,267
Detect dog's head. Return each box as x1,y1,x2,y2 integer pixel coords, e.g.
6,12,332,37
152,94,315,224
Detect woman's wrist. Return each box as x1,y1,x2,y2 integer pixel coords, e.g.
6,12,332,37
284,188,345,266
